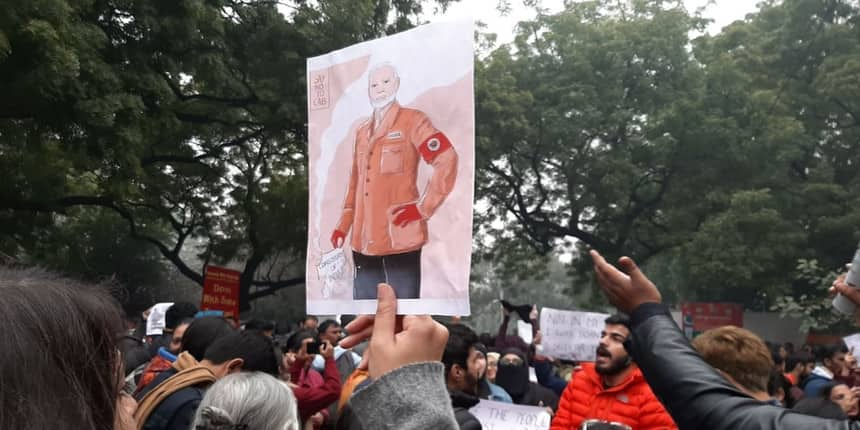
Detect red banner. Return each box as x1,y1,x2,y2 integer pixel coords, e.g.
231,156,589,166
201,265,241,320
681,302,744,339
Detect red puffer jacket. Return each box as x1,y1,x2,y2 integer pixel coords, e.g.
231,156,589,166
550,363,676,430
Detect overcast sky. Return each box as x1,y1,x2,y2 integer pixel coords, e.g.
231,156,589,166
430,0,761,44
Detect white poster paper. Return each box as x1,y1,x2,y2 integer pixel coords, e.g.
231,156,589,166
518,319,533,345
305,19,475,315
540,307,609,361
469,399,551,430
845,333,860,354
145,302,174,336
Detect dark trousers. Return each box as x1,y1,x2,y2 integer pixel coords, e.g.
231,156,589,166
352,250,421,299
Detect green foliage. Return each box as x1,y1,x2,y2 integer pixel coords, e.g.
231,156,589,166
771,259,852,333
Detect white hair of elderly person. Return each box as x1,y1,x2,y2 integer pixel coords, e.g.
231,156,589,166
192,372,300,430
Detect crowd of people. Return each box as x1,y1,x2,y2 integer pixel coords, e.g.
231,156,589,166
3,251,860,429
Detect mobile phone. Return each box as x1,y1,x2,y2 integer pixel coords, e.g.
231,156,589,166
306,341,321,355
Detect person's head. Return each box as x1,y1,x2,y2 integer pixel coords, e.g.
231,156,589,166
367,63,400,108
846,352,858,372
786,352,815,379
286,330,318,353
244,319,276,338
442,323,483,395
595,314,633,376
815,343,848,375
784,342,795,355
300,316,319,330
771,349,786,373
0,267,124,430
479,333,496,349
486,352,500,382
820,382,859,417
318,319,342,345
192,372,299,430
168,317,194,354
182,316,236,361
495,348,530,399
692,326,773,399
165,302,198,332
792,396,848,419
767,369,792,407
202,331,279,378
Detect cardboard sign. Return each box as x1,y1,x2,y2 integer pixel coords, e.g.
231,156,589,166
540,307,609,361
201,265,241,320
145,302,174,336
469,399,551,430
305,19,475,315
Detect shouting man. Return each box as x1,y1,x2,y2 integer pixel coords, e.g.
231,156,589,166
551,314,676,430
331,63,458,299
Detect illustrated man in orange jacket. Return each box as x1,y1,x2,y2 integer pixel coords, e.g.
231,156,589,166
550,314,677,430
330,63,458,299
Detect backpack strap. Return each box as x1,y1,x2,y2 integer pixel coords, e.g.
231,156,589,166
133,366,217,430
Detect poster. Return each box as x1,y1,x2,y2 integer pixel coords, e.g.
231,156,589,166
145,302,174,336
844,333,860,354
305,19,475,315
680,302,744,339
540,308,609,361
469,399,551,430
201,265,241,320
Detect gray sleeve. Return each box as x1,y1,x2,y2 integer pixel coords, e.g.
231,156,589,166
349,362,458,430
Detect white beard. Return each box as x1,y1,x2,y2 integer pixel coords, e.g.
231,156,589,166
370,93,396,109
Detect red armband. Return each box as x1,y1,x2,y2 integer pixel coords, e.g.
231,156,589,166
417,132,452,163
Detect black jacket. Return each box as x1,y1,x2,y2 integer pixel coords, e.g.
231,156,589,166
627,303,859,429
450,390,482,430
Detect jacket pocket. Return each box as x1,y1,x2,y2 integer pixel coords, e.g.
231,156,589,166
379,144,404,175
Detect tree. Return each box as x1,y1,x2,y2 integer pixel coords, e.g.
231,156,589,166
0,0,457,309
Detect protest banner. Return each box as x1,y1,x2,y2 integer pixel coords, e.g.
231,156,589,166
681,302,744,339
540,307,609,361
469,399,551,430
201,265,241,320
845,333,860,354
305,19,475,315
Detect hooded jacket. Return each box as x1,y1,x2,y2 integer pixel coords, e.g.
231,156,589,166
802,366,835,397
550,363,676,430
450,390,483,430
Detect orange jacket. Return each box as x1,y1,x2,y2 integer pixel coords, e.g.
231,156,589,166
336,102,457,256
550,363,676,430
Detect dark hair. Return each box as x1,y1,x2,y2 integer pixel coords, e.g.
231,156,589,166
286,330,318,352
182,317,236,361
203,331,279,375
165,302,199,330
767,369,793,407
771,350,785,367
318,319,340,334
814,343,847,363
0,267,124,430
784,342,795,354
442,323,479,375
787,352,814,371
304,315,319,323
605,314,631,328
793,396,848,419
479,333,495,349
244,319,276,332
340,315,356,328
817,382,847,399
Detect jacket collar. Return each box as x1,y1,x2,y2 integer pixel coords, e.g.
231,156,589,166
812,365,834,380
584,362,642,393
449,389,481,409
369,101,402,143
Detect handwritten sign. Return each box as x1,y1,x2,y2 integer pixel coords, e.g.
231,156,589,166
540,307,609,361
201,265,241,320
309,69,330,110
845,333,860,354
469,400,551,430
146,302,174,336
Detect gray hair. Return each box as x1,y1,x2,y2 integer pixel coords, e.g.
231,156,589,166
368,61,400,80
192,372,299,430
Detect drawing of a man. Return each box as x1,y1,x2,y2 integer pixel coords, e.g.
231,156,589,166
330,63,458,299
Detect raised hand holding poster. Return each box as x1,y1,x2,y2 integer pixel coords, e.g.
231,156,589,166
306,19,474,315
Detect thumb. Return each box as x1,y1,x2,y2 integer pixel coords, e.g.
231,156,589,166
372,283,398,344
618,256,646,283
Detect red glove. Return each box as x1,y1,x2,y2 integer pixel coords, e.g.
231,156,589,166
392,204,423,227
331,230,346,248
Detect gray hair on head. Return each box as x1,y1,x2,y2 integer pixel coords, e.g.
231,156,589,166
368,61,400,79
192,372,299,430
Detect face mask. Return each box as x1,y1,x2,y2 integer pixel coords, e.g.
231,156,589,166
495,363,529,398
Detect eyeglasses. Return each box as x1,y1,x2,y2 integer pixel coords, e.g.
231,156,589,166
500,357,524,367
